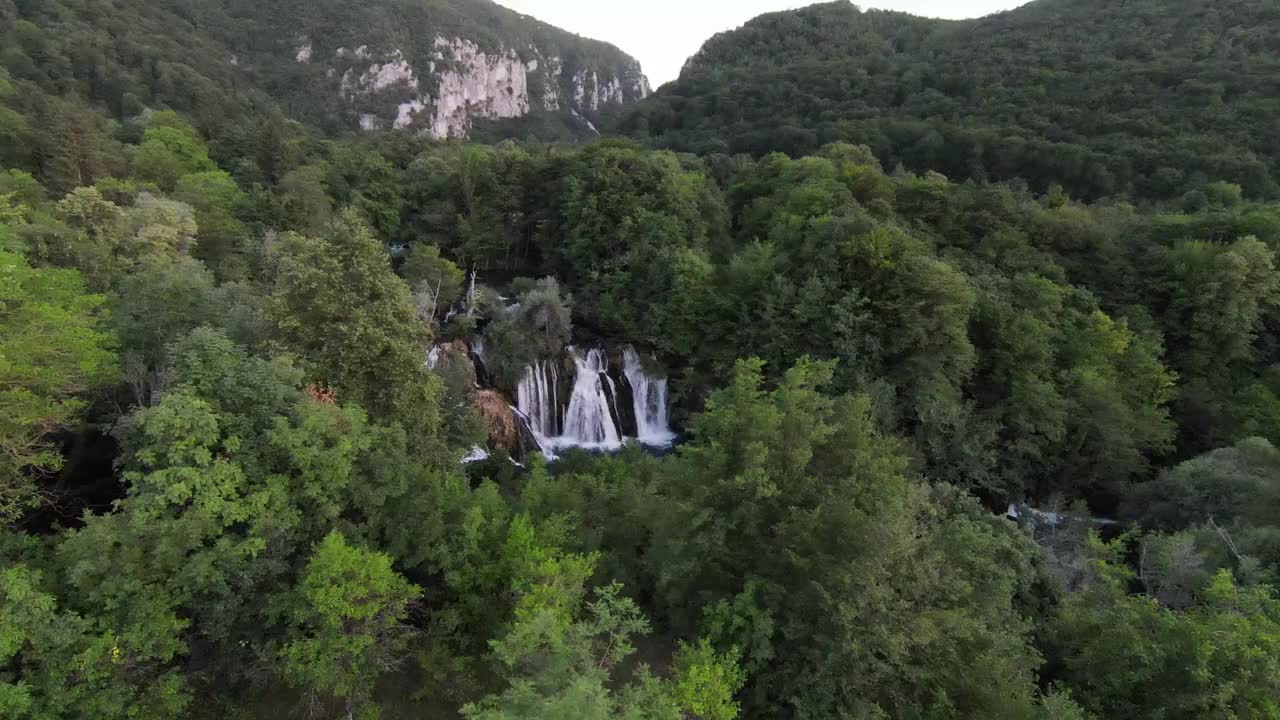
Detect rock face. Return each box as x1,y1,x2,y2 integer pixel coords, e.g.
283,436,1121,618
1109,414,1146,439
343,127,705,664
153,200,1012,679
311,35,649,139
474,389,520,454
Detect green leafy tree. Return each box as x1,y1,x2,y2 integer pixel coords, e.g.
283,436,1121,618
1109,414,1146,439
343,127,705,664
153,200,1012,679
328,147,403,240
650,358,1046,718
1163,237,1280,451
463,520,741,720
112,256,217,373
1049,535,1280,720
34,97,119,195
1164,237,1279,380
555,142,717,336
59,390,281,658
124,193,198,260
0,565,189,719
281,531,421,720
481,278,573,389
667,639,746,720
279,164,336,234
174,170,250,280
0,249,115,523
401,243,464,326
49,186,127,289
270,209,442,432
130,122,217,192
1128,437,1280,532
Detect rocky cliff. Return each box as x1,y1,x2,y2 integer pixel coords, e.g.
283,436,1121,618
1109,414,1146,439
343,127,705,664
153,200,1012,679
229,0,650,139
309,34,648,139
19,0,651,142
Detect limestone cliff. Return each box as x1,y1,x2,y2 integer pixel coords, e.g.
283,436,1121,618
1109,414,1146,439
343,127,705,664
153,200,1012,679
227,0,651,140
306,35,647,139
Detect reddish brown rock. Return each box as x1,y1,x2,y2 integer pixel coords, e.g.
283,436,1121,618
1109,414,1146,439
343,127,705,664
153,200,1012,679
474,389,519,452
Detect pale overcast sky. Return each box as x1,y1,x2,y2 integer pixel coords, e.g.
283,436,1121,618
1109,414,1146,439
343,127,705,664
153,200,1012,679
493,0,1029,87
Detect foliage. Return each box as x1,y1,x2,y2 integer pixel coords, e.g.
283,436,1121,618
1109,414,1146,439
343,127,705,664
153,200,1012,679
1048,535,1280,720
270,209,442,432
668,639,746,720
281,531,421,719
0,248,115,523
624,0,1280,201
4,2,1280,718
0,564,189,719
481,277,573,389
402,243,465,327
1129,437,1280,531
461,528,742,720
648,358,1047,718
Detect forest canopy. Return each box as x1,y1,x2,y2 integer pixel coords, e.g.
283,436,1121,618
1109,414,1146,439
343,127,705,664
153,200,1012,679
3,0,1280,719
621,0,1280,202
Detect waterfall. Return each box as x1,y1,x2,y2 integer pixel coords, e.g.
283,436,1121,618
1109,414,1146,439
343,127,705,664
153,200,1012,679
426,345,442,369
514,346,673,456
517,359,560,439
560,348,622,450
623,347,676,447
510,404,553,460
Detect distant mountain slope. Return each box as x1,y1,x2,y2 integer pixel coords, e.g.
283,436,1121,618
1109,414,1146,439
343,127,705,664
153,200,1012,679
621,0,1280,200
0,0,648,141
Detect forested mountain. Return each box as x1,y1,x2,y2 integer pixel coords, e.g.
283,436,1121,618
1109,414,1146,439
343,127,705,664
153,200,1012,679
0,0,647,151
622,0,1280,200
4,1,1280,719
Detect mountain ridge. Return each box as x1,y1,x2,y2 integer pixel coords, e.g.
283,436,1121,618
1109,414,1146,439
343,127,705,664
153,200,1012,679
623,0,1280,200
0,0,649,142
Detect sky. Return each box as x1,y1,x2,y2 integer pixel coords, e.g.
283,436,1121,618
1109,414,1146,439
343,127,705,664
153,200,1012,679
493,0,1030,88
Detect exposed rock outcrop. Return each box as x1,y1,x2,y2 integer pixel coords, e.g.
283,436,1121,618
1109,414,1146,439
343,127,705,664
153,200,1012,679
475,390,520,454
429,38,530,138
319,36,648,139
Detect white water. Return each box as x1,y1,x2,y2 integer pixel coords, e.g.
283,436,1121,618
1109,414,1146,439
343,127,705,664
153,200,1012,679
560,348,622,451
515,346,674,456
510,404,554,460
623,347,675,447
517,359,560,439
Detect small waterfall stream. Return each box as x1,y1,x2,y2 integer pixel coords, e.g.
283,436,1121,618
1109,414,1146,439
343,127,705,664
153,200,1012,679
515,346,674,455
623,347,676,446
517,359,560,439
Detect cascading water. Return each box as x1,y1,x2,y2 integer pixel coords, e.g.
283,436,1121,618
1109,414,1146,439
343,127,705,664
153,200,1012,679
517,359,560,439
622,347,676,447
515,346,675,456
560,348,622,450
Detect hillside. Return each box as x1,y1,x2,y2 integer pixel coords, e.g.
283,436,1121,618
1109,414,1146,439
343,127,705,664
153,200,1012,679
621,0,1280,200
0,0,648,145
6,1,1280,719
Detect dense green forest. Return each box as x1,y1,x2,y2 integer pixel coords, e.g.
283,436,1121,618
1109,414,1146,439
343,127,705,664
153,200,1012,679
4,0,1280,719
622,0,1280,201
